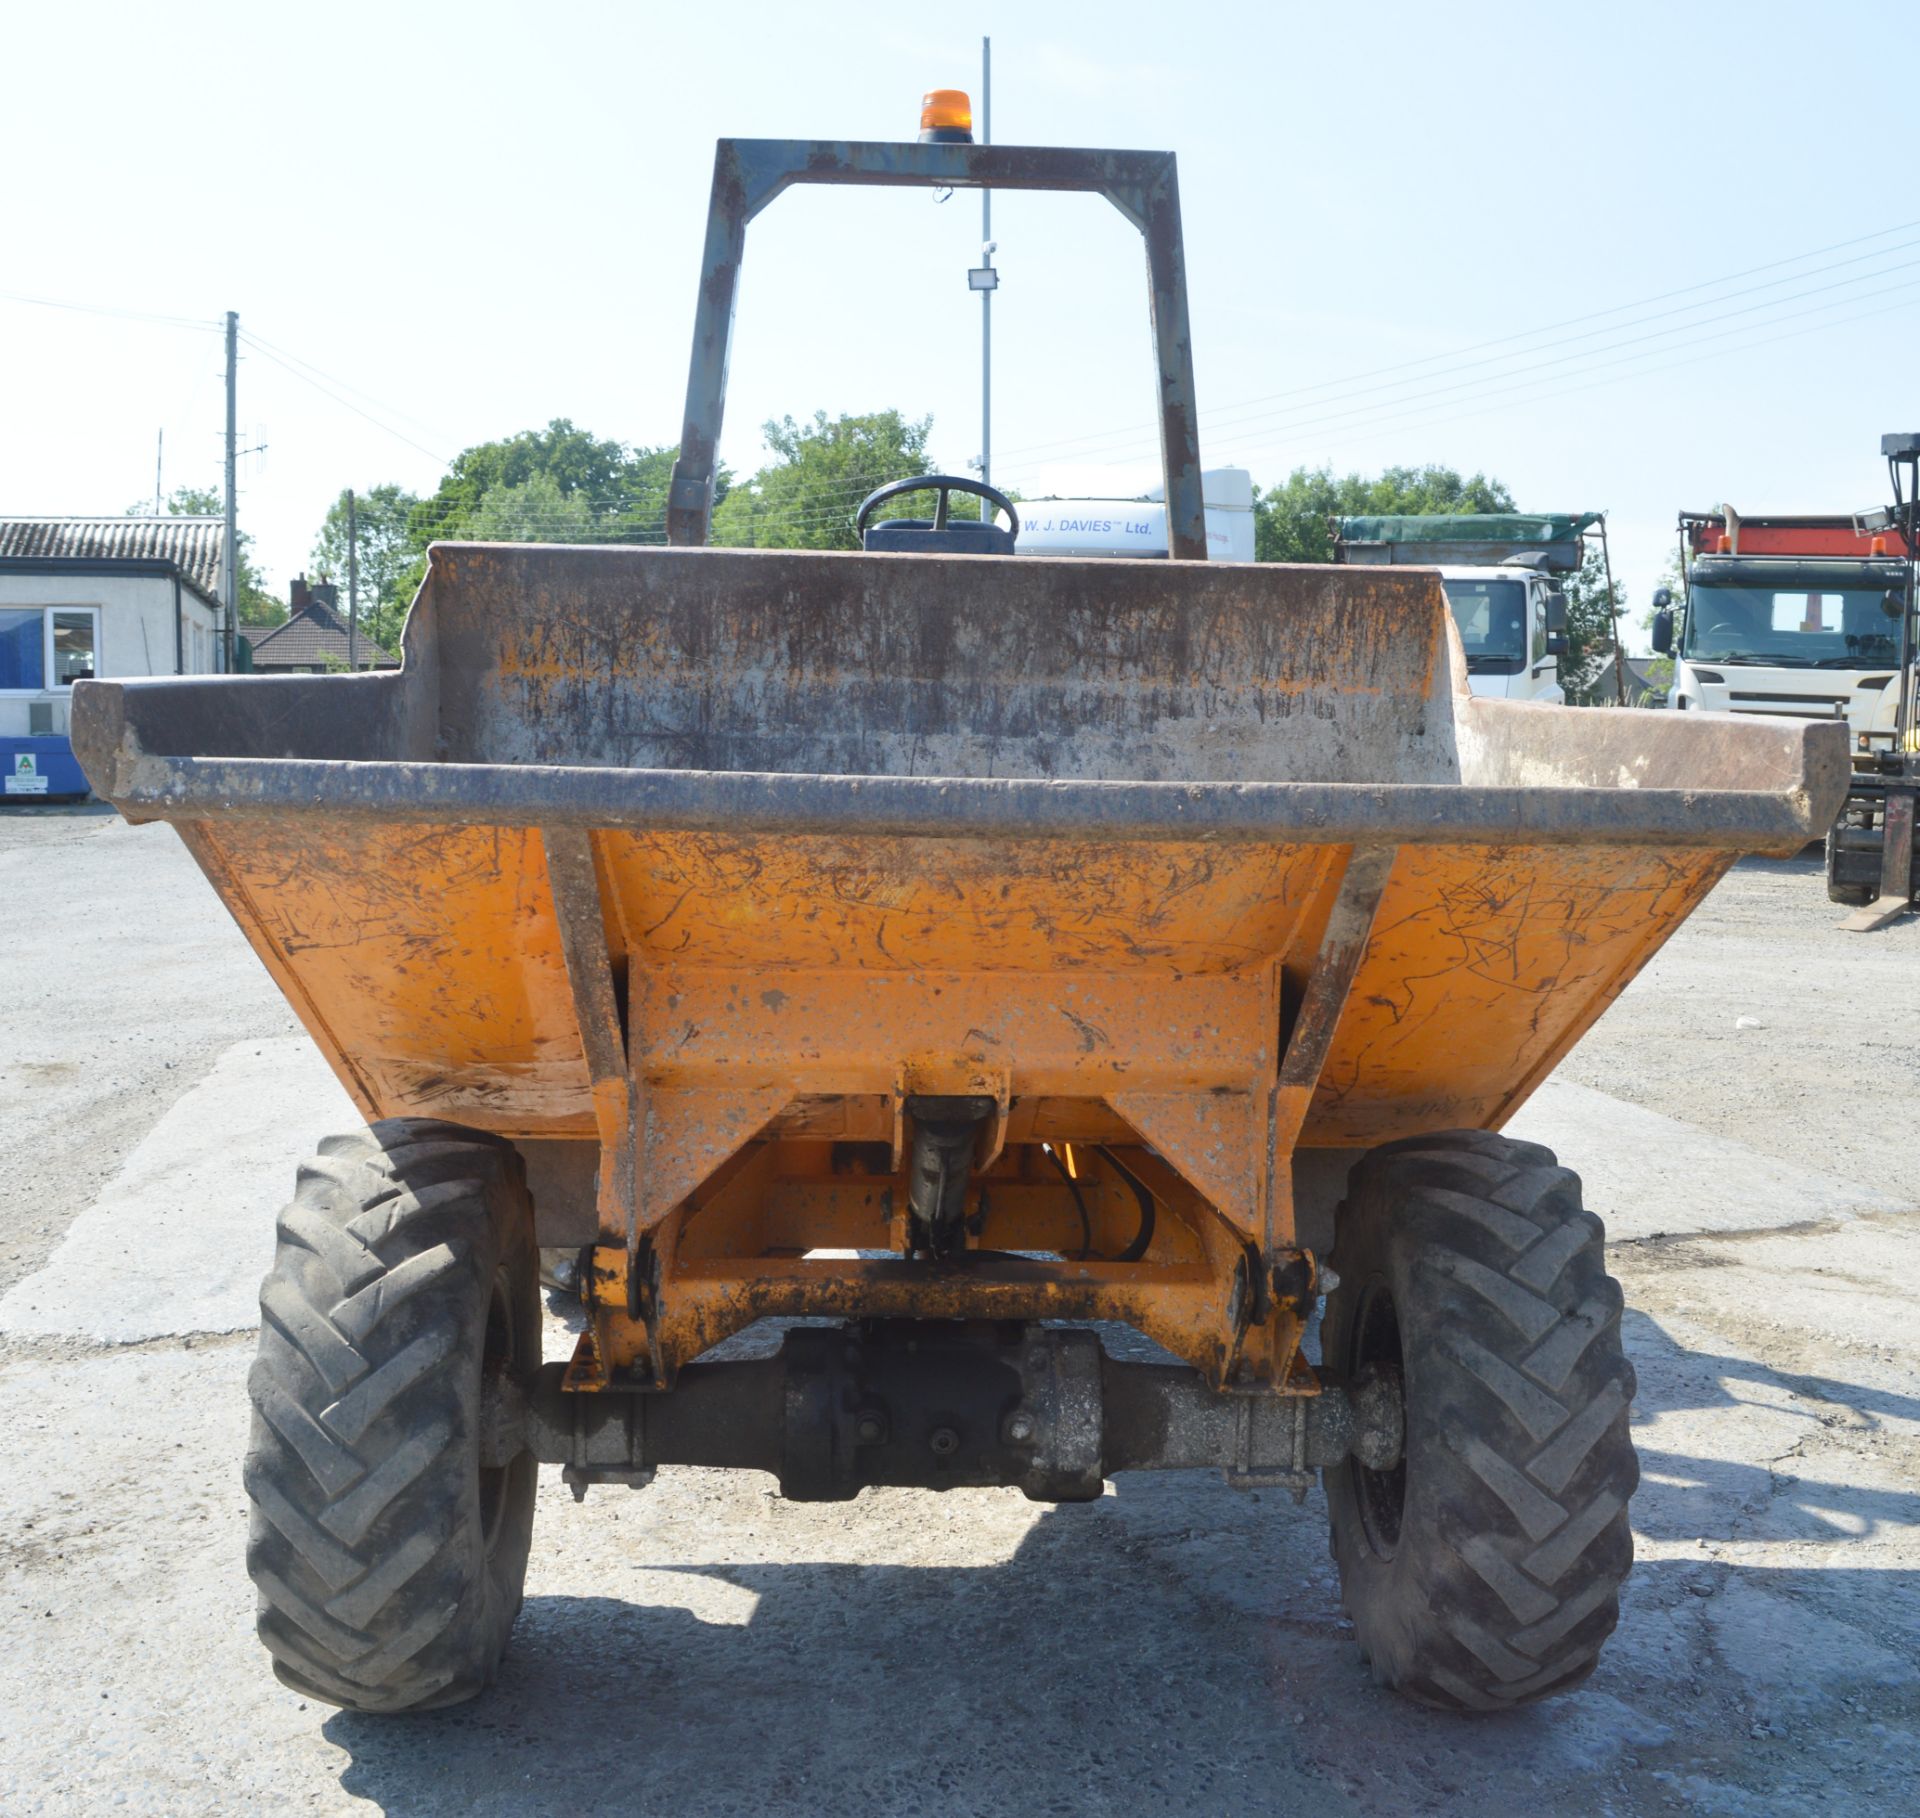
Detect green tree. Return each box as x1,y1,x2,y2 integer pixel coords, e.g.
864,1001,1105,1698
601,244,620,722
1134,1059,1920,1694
127,485,280,626
464,473,598,542
406,420,686,546
1639,653,1676,701
711,410,978,550
1560,548,1627,704
309,483,423,653
1253,463,1516,564
385,422,694,610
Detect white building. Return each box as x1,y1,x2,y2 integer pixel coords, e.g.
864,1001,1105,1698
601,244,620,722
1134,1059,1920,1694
1,516,225,796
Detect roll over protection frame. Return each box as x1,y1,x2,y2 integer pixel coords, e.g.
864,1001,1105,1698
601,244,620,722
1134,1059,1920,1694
665,138,1207,561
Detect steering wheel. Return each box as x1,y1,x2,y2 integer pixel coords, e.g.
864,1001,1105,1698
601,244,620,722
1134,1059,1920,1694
1704,623,1743,641
856,474,1019,539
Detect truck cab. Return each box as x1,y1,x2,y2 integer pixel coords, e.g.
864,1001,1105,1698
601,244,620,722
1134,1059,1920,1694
1434,561,1567,702
1661,510,1913,755
1331,513,1587,703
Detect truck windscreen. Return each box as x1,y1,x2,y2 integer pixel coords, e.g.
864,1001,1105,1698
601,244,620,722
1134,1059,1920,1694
1440,579,1528,667
1684,584,1900,667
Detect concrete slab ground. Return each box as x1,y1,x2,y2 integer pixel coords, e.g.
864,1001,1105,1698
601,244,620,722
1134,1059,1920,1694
1508,1077,1909,1241
0,812,1915,1815
0,1037,358,1342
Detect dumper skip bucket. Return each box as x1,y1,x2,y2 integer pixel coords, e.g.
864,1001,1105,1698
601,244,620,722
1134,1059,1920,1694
73,541,1848,1386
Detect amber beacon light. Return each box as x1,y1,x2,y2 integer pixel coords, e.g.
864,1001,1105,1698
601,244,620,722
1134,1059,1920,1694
919,89,974,143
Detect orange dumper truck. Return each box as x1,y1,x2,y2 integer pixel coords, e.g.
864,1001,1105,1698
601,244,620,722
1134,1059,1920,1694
73,113,1849,1714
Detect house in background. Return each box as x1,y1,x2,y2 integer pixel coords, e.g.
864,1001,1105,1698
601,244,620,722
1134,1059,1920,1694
1,515,225,798
247,575,396,675
1584,649,1670,707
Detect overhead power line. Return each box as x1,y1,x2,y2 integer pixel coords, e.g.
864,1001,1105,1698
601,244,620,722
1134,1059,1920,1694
237,333,449,466
1182,246,1920,445
0,288,220,331
996,217,1920,466
1249,213,1920,398
237,329,455,446
1024,264,1920,478
1134,286,1920,481
1150,270,1920,468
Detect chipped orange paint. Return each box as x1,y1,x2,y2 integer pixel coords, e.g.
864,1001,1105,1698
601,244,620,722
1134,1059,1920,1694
1303,843,1732,1144
596,832,1335,973
189,819,593,1137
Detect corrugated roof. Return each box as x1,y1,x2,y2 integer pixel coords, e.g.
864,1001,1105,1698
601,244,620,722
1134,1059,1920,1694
249,599,395,670
0,515,226,600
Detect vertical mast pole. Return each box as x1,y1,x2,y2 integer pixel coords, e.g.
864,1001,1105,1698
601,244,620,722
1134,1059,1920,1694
223,310,238,672
347,489,360,672
981,36,991,500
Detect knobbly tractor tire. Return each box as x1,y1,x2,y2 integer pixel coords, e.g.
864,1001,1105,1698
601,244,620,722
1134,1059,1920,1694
245,1119,539,1713
1322,1129,1638,1712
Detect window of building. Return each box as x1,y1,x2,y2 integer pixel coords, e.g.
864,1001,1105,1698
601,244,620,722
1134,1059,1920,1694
51,609,97,683
0,606,102,690
0,610,41,689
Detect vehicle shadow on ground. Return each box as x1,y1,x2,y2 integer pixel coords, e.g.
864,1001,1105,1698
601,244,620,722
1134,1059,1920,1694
1737,848,1825,877
322,1309,1920,1815
0,797,111,818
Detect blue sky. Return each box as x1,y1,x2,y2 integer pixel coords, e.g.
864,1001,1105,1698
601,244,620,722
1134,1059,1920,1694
4,0,1915,635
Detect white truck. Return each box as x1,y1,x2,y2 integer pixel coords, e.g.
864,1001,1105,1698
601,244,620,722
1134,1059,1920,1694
1017,493,1578,701
1332,514,1587,702
1654,508,1912,751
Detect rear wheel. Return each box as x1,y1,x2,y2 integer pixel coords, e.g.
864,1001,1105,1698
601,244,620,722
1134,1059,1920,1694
245,1119,538,1713
1323,1130,1638,1711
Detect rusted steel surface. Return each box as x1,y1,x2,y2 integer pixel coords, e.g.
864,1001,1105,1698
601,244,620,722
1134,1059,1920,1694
69,540,1853,1396
75,547,1848,857
433,545,1453,780
101,755,1852,850
1266,844,1397,1243
664,141,1204,557
1879,789,1914,902
543,828,633,1227
581,1245,1268,1391
568,1133,1295,1391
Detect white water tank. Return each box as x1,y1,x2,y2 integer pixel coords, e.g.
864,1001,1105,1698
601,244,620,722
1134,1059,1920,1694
1018,467,1256,563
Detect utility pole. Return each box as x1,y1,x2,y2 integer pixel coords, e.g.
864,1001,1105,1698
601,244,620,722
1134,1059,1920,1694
347,489,360,672
1600,515,1627,705
980,36,992,495
223,310,238,673
154,429,163,515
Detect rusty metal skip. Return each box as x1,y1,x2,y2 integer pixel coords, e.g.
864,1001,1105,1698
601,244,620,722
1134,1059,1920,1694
73,127,1849,1719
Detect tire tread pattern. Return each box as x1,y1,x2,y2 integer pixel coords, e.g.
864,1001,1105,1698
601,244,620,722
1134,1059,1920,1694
1325,1128,1638,1712
245,1118,534,1714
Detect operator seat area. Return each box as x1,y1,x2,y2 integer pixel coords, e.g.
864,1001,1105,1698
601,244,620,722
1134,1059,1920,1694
858,474,1019,555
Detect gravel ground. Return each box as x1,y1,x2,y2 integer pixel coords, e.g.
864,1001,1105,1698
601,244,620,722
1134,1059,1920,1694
1,809,1915,1816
